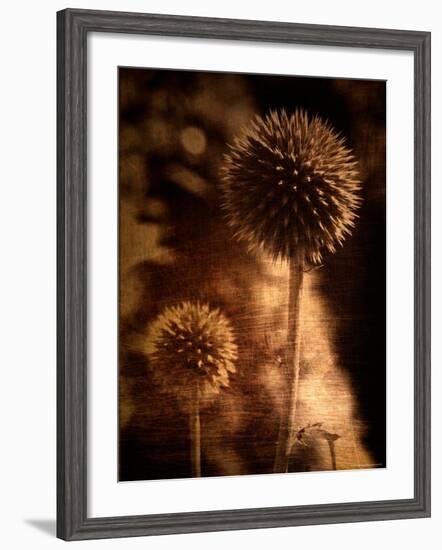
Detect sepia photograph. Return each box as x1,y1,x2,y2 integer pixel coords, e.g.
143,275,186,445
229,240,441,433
118,67,386,482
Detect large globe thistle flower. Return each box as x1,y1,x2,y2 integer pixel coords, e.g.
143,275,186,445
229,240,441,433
144,302,238,477
221,109,361,265
220,109,362,473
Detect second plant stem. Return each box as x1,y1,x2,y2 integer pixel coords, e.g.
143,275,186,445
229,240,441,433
189,383,201,478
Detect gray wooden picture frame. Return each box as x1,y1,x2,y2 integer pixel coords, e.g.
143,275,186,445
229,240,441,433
57,8,431,541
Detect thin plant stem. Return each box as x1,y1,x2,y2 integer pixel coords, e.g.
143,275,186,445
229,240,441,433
189,384,201,478
327,439,337,471
273,255,304,473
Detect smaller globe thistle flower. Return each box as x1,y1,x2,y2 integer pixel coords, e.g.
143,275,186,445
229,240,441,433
144,301,238,405
220,109,361,265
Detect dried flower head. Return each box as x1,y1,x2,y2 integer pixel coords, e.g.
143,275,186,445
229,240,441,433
220,109,361,264
144,302,238,403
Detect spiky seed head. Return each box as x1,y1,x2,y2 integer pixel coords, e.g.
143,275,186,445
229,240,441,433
220,109,361,265
144,302,238,405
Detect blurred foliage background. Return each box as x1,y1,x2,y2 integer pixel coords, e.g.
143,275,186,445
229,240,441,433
118,68,386,481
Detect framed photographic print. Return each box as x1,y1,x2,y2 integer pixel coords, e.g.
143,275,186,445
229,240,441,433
57,8,431,541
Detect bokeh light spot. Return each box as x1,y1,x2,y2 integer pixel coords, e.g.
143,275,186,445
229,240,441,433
180,126,207,156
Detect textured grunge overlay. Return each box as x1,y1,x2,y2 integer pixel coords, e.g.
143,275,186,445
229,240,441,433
118,67,386,481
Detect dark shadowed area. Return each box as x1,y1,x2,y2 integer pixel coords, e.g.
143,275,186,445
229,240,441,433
118,67,386,481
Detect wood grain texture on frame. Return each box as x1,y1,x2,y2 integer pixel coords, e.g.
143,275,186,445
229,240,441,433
57,8,431,541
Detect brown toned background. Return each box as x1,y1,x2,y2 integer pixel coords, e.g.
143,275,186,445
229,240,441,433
118,68,386,481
